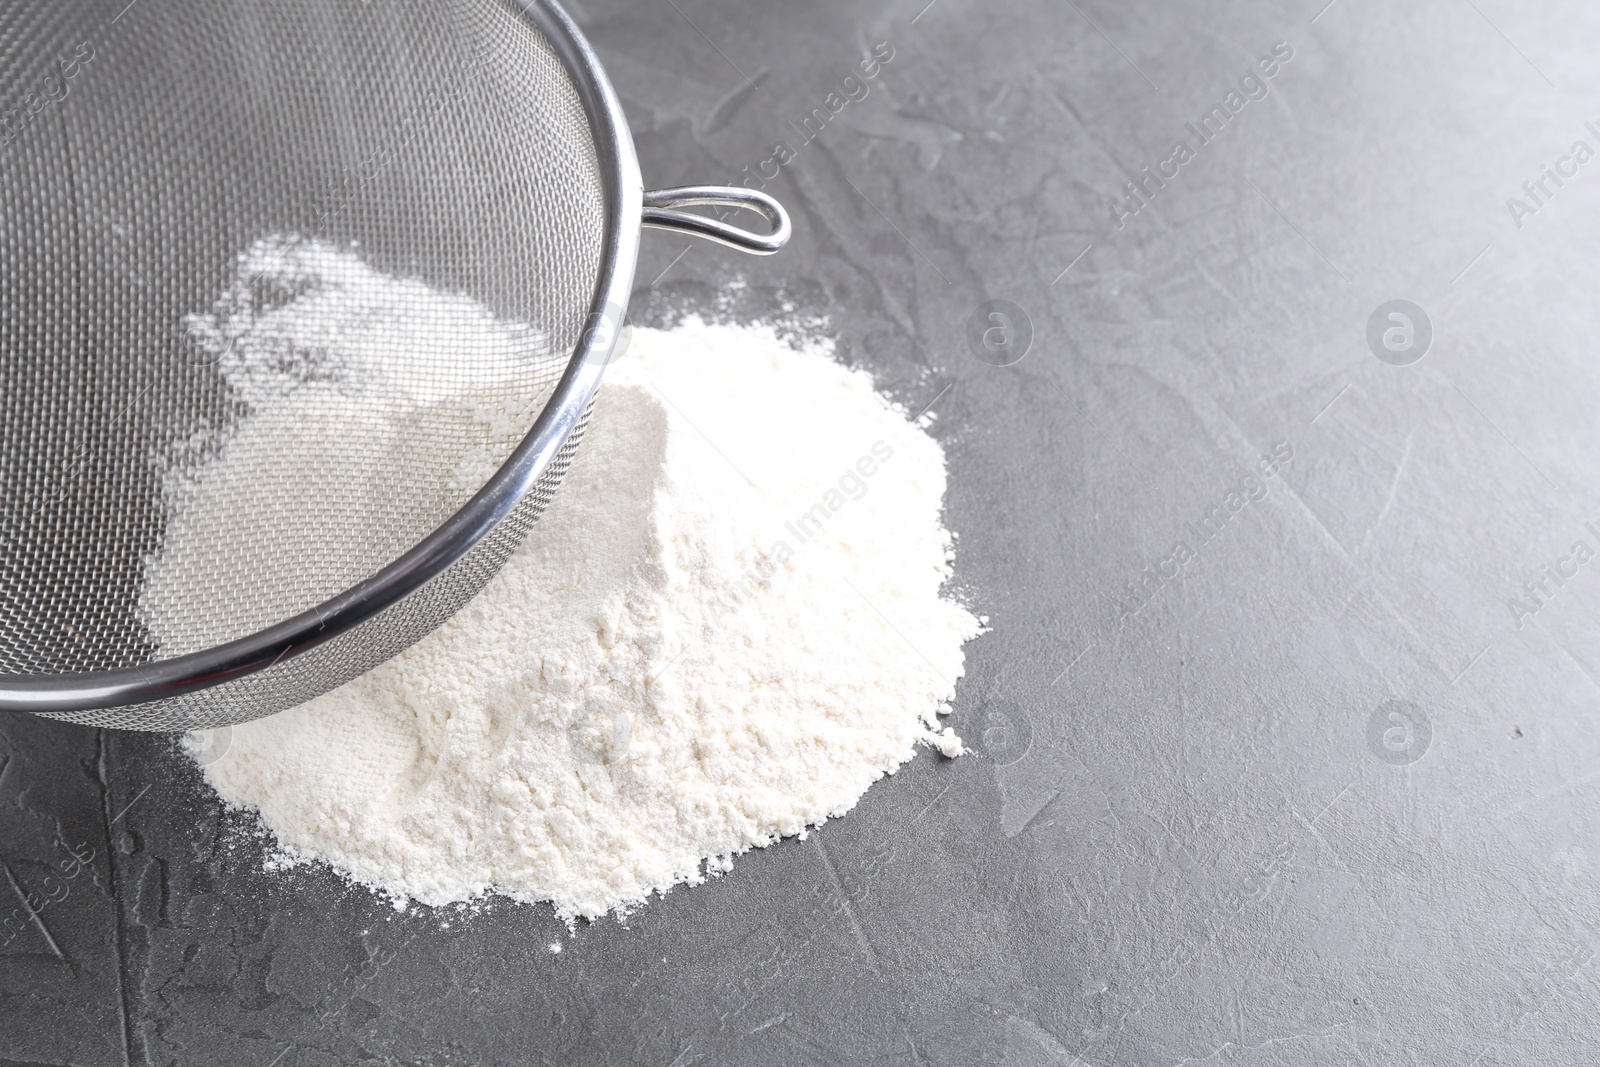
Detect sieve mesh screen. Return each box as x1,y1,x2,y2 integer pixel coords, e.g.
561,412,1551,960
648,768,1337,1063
1,0,605,727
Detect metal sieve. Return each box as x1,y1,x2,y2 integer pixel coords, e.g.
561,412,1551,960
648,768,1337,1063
0,0,789,730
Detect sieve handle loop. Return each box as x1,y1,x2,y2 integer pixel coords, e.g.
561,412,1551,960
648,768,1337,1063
641,186,791,256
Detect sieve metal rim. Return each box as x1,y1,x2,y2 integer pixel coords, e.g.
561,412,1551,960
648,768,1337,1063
1,0,789,717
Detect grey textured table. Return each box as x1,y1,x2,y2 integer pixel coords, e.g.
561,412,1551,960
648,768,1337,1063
5,0,1600,1063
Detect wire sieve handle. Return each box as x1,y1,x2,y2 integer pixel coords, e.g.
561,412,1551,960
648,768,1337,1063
641,186,791,255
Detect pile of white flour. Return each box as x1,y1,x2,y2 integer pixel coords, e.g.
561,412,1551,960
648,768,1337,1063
168,242,982,921
147,236,549,656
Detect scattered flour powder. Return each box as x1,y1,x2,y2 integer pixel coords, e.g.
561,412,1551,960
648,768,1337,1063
171,241,982,921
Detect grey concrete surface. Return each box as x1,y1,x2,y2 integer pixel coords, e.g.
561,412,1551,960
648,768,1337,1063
6,0,1600,1063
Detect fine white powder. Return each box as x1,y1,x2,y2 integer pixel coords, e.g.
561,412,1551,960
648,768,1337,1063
146,236,550,656
170,242,981,921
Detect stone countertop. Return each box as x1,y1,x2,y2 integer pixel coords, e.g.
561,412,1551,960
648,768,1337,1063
6,0,1600,1063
